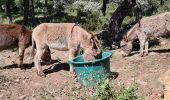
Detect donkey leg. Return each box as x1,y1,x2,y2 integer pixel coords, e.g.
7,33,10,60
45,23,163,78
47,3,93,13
166,19,170,33
18,47,26,69
34,49,45,77
144,41,149,56
46,47,52,64
68,49,76,73
139,39,145,57
41,47,52,65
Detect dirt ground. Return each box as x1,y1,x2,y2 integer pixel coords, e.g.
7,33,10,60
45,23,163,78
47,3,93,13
1,39,170,100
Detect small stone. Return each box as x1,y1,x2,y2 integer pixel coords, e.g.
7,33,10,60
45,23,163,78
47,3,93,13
160,41,166,45
63,80,68,83
7,56,11,58
0,90,6,92
0,94,4,98
23,77,29,79
55,97,62,100
34,82,42,87
14,79,20,82
136,80,147,86
149,52,159,56
18,95,26,100
4,71,9,74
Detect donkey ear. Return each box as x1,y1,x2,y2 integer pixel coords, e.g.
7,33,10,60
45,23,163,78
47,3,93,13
123,35,128,42
92,33,99,37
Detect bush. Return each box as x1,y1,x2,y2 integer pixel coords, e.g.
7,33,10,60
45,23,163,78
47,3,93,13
92,78,115,100
66,0,102,31
92,78,144,100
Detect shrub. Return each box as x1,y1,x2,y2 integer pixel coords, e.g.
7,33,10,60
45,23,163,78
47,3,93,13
92,78,144,100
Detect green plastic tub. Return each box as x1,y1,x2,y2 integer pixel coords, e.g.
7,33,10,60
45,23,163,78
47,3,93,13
67,52,112,86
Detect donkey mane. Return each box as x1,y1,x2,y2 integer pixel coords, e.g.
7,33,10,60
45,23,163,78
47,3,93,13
125,23,139,41
72,24,101,49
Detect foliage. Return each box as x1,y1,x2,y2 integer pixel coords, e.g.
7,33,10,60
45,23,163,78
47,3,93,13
92,78,115,100
92,78,144,100
0,0,169,47
0,0,168,30
73,0,101,12
14,0,21,7
66,0,103,31
114,85,144,100
63,78,144,100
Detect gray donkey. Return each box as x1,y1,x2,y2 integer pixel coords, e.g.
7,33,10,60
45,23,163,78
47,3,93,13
121,12,170,57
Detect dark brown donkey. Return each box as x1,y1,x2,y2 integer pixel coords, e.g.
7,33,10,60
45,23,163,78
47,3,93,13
0,24,32,69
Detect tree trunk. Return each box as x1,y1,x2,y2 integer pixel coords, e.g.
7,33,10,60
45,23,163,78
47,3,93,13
101,0,107,16
44,0,48,21
160,0,164,5
5,0,12,24
30,0,35,26
23,0,29,25
100,0,136,49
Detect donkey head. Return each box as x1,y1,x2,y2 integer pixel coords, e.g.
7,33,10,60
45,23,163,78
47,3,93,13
83,33,102,61
120,35,133,57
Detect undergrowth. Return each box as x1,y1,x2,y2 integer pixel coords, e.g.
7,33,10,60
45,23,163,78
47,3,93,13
92,78,144,100
65,78,144,100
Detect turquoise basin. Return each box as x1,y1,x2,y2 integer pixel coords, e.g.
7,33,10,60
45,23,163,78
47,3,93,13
67,52,112,86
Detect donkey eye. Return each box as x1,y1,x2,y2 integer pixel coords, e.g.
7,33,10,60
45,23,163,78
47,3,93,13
121,44,126,47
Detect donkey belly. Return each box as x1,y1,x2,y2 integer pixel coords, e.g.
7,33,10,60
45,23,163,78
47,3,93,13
0,34,18,50
46,40,69,51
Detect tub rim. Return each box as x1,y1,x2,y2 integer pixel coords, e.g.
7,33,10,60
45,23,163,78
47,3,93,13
67,52,112,65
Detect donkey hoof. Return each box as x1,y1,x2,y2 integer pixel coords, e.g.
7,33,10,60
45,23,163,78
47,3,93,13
144,53,148,56
140,53,144,57
46,59,52,65
20,67,26,70
37,71,46,77
18,64,26,70
69,71,76,78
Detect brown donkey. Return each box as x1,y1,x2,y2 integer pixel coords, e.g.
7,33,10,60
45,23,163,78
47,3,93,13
32,23,101,77
0,24,32,69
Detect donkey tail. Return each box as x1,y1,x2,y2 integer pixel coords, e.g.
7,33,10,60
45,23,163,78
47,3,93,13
31,37,35,59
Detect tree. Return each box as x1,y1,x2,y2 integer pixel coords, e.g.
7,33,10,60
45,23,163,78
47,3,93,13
5,0,13,23
99,0,136,49
44,0,48,21
30,0,35,26
23,0,29,25
101,0,107,16
0,0,13,24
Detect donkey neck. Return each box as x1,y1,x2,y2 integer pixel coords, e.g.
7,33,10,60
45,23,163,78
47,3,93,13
126,24,138,42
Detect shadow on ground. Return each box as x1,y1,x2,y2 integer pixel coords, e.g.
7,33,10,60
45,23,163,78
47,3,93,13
44,62,69,76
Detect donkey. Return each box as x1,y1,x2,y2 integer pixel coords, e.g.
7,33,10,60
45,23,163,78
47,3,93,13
120,12,170,57
32,23,101,77
0,24,32,69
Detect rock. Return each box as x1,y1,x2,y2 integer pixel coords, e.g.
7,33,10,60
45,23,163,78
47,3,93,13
160,41,166,45
0,94,4,98
63,80,68,83
23,77,29,79
146,91,163,100
55,97,62,100
29,95,36,100
18,95,26,100
159,69,170,100
0,90,6,92
136,80,147,86
33,82,42,87
164,85,170,100
149,52,159,56
14,79,20,82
